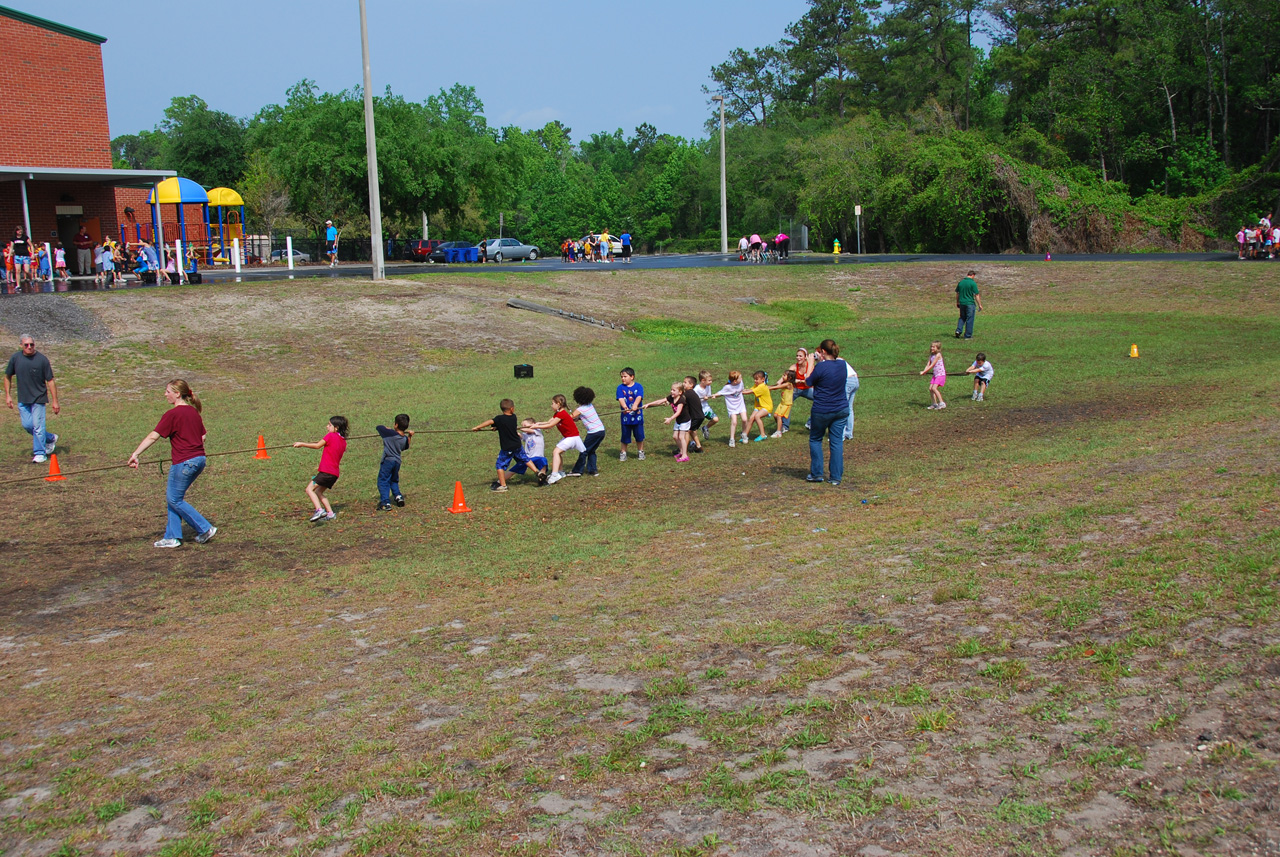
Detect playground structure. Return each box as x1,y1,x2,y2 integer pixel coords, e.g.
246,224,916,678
118,177,248,266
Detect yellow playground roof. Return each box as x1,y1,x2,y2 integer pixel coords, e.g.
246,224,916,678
207,187,244,207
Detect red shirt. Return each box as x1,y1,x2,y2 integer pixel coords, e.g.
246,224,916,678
552,409,579,438
154,405,206,464
318,431,347,476
74,232,92,250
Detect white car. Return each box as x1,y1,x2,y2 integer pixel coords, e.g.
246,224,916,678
483,238,539,262
270,248,311,263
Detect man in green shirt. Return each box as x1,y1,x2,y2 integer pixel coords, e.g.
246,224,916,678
955,271,983,339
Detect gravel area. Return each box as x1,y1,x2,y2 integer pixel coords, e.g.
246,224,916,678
0,294,112,343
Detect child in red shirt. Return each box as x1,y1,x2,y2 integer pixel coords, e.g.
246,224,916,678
531,394,586,484
293,415,349,522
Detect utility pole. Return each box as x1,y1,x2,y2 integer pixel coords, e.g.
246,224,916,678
713,95,727,254
358,0,386,280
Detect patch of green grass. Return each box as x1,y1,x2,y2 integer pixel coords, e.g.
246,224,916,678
913,708,956,732
993,797,1055,825
93,799,130,822
979,659,1030,686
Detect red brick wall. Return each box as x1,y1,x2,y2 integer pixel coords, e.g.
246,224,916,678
0,16,111,168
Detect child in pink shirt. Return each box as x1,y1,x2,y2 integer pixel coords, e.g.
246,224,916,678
920,341,947,410
293,415,349,522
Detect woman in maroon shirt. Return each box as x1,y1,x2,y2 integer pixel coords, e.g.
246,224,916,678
127,379,216,548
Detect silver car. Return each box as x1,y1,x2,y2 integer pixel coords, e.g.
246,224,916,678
483,237,539,262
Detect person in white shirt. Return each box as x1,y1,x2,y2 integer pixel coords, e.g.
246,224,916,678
965,352,994,401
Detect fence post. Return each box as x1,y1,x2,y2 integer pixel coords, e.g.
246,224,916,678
286,236,294,270
233,238,241,273
174,239,183,284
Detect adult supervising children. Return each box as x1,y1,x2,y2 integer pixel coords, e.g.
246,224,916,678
4,335,59,463
127,379,217,548
805,340,851,486
954,270,983,339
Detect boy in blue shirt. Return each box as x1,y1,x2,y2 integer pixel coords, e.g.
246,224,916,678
616,368,646,461
375,413,413,510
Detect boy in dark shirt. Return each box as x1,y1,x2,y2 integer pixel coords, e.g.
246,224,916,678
375,413,413,511
472,399,539,492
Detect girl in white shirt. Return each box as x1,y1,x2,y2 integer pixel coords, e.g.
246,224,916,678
569,386,607,476
709,371,747,447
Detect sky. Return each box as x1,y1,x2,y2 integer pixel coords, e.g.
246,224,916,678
36,0,814,143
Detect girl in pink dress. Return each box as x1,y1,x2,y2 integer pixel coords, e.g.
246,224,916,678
920,341,947,410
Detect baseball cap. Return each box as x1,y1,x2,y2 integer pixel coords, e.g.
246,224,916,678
326,219,332,224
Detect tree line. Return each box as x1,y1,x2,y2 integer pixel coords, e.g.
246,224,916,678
114,0,1280,254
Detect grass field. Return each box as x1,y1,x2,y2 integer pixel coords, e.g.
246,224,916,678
0,260,1277,856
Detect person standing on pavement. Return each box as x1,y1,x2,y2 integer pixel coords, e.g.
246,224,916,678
955,270,983,339
73,226,93,279
325,220,338,267
805,339,851,486
4,335,59,463
11,227,32,293
127,379,217,549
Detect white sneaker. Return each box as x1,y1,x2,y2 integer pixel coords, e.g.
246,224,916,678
637,451,646,460
44,433,58,454
546,472,564,485
769,431,783,438
740,434,749,444
728,438,736,448
153,538,182,548
619,451,627,462
195,526,217,544
938,402,947,409
33,454,47,463
926,404,938,410
308,509,327,522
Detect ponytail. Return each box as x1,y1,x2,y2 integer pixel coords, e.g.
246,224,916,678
167,378,202,413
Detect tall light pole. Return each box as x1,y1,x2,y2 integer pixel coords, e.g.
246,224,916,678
359,0,386,281
712,95,727,254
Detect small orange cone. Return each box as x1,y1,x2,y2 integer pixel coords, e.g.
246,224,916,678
45,453,67,482
447,481,472,514
254,434,271,459
1129,343,1140,358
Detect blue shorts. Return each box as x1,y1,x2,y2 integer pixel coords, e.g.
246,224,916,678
495,449,532,471
14,255,30,265
621,422,645,444
528,456,548,471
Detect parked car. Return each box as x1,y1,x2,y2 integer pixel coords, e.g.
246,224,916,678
428,241,476,263
580,233,623,256
404,239,442,261
270,248,311,263
483,237,540,262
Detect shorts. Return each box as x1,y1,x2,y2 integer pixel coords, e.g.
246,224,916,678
622,245,631,258
688,416,704,435
528,456,548,471
975,376,991,385
673,421,692,433
930,375,947,387
620,422,645,444
749,242,760,251
748,408,769,419
774,403,792,419
727,406,747,417
495,449,532,471
555,436,587,454
13,255,29,265
702,405,718,421
312,471,338,489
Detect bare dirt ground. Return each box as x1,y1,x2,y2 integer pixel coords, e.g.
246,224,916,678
0,263,1277,857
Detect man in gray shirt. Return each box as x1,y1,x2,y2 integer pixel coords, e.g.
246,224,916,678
4,334,60,463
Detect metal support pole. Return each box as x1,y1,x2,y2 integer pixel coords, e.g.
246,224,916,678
232,237,241,273
359,0,386,281
713,96,727,254
286,236,295,270
19,178,32,241
175,238,184,284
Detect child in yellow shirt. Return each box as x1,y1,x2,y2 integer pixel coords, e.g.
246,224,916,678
743,370,774,443
767,370,795,438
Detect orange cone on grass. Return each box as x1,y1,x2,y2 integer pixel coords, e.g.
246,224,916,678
448,481,472,514
254,434,271,459
45,454,66,482
1129,344,1140,358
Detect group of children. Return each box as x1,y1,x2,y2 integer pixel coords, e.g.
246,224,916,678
281,346,998,512
1237,215,1279,260
921,342,995,409
1,234,196,295
559,231,633,264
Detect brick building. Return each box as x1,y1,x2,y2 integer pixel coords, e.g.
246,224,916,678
0,5,173,274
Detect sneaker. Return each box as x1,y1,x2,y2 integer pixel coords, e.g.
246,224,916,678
377,502,393,511
566,472,582,478
700,424,710,439
675,454,690,462
938,402,947,409
324,512,337,522
619,451,628,462
829,480,841,487
739,434,749,444
690,443,702,453
393,494,405,507
753,435,767,443
32,454,47,464
926,404,938,410
195,526,217,544
769,431,783,438
44,433,58,455
546,472,564,485
308,509,327,522
728,438,736,448
805,475,824,483
490,483,508,492
953,331,962,338
153,538,182,548
637,451,646,460
804,421,811,430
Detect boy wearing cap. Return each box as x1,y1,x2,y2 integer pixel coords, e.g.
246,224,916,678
325,220,338,267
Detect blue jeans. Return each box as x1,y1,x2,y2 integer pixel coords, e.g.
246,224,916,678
843,376,860,440
17,402,54,457
166,456,212,541
573,430,606,474
809,410,849,483
956,304,975,338
788,387,814,430
377,458,401,503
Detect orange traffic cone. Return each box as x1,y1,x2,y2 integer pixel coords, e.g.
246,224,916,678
45,453,66,482
447,481,472,514
254,434,271,459
1129,344,1140,358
